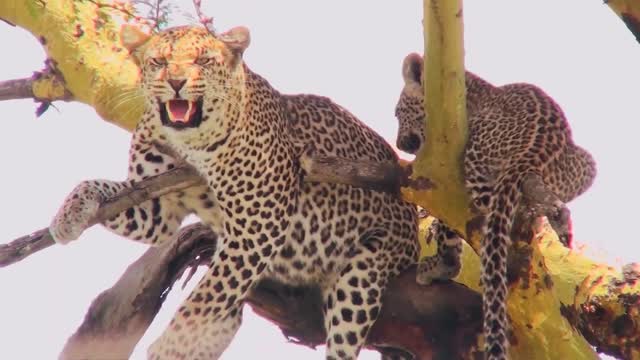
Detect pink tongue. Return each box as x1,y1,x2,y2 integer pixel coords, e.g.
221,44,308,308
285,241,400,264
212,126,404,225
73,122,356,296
167,100,190,123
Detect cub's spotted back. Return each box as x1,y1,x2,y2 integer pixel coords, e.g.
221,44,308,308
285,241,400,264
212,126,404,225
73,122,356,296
394,53,596,360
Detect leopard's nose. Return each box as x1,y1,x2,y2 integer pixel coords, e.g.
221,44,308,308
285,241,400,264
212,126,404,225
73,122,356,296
168,79,187,93
398,133,422,154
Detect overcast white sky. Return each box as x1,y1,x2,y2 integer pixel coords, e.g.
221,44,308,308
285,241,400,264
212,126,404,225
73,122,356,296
0,1,638,359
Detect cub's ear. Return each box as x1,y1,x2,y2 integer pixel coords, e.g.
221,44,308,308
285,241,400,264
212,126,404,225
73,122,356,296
219,26,251,55
402,53,423,86
120,24,151,64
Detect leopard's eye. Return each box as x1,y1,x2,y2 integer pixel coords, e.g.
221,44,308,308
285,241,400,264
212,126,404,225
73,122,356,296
195,57,214,66
149,57,167,66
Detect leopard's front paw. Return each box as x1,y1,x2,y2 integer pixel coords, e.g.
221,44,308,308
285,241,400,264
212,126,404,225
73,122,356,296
49,182,104,245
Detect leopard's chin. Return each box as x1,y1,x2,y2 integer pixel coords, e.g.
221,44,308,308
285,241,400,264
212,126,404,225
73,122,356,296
159,98,204,129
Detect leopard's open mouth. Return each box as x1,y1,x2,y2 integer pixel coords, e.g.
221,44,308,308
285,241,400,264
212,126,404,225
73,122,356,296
159,98,203,129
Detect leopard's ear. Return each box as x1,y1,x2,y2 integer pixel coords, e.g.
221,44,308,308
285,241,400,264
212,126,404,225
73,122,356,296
219,26,251,56
120,24,151,64
402,53,423,86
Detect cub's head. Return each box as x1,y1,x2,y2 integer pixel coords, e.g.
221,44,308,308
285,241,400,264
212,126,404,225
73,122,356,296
395,53,425,154
121,25,250,142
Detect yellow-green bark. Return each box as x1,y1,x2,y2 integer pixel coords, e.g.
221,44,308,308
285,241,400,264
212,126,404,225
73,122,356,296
0,0,142,130
31,70,69,100
402,0,473,241
1,0,638,358
419,219,601,359
408,0,638,359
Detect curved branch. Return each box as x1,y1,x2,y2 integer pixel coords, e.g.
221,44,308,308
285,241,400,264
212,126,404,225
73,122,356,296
60,222,215,360
0,155,400,267
60,222,483,360
0,165,201,267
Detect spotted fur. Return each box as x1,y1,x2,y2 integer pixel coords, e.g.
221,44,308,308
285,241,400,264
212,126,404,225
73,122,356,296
394,53,596,359
50,25,419,359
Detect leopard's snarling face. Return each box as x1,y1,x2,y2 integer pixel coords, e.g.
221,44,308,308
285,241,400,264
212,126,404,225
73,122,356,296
121,25,250,149
395,52,426,155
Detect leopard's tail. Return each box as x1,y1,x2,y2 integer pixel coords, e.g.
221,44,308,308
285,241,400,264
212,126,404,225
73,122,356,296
481,166,528,360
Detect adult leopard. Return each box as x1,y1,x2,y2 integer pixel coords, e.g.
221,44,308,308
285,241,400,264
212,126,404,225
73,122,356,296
50,25,419,359
394,53,596,359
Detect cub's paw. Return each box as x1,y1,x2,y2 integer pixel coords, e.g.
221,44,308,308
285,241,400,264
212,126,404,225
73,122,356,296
547,202,573,248
416,254,462,286
49,181,105,245
417,220,463,285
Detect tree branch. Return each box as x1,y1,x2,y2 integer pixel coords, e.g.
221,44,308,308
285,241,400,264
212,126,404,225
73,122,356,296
411,0,472,245
4,153,638,358
59,222,484,360
0,165,201,267
606,0,640,44
192,0,214,33
0,67,70,103
0,0,146,130
0,65,72,118
60,222,215,360
0,155,401,268
0,77,34,101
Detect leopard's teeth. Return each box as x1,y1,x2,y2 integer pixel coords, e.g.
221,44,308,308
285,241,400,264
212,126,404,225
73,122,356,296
186,101,193,118
165,102,175,121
